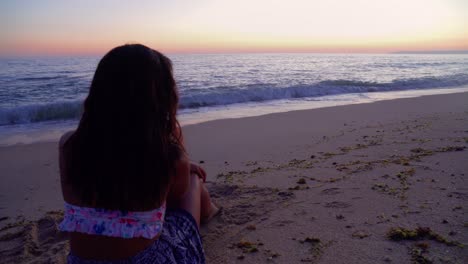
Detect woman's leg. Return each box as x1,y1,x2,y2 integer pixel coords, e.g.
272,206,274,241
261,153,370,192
178,173,202,227
176,172,219,227
200,183,219,222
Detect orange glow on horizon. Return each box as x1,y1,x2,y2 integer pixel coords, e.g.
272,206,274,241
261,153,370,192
1,0,467,56
3,35,468,56
2,36,467,56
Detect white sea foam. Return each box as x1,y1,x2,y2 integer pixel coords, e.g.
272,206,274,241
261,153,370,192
179,73,468,108
0,101,82,126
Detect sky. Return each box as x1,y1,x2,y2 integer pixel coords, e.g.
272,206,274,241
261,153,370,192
1,0,467,55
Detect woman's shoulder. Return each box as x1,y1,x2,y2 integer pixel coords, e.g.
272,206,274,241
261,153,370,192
59,130,75,149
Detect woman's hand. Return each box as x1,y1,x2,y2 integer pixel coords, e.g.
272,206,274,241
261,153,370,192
190,163,207,182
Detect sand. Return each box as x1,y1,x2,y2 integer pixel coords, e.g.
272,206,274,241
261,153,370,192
1,92,467,263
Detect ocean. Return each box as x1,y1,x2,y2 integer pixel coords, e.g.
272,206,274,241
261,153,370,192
1,53,468,145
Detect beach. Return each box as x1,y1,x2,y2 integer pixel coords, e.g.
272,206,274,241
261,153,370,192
1,92,467,263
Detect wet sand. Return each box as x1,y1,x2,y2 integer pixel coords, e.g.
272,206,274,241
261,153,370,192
1,92,467,263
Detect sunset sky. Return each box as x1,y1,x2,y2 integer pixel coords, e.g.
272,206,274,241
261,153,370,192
1,0,467,55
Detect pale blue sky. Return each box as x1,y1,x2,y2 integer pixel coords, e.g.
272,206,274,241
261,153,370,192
1,0,467,55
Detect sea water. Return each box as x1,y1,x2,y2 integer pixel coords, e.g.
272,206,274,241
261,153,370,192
1,53,468,145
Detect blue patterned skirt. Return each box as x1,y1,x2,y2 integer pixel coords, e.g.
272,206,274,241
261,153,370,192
67,209,206,264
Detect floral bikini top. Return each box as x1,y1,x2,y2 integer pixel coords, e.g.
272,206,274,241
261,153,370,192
59,202,166,239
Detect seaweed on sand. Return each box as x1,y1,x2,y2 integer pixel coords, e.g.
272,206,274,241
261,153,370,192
387,227,464,248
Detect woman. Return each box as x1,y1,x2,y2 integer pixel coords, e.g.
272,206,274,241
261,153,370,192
59,44,218,263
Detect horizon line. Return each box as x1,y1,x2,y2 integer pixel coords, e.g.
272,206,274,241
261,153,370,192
1,49,468,58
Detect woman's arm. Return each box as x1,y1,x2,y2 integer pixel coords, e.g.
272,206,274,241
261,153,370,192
190,163,207,182
59,131,74,178
166,153,191,206
167,125,206,203
59,130,80,204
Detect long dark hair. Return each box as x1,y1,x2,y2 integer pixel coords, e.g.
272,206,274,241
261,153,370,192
63,44,183,211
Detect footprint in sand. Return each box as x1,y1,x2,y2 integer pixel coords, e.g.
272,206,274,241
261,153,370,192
0,212,69,263
271,219,295,227
447,192,468,200
324,201,352,208
320,188,342,195
207,183,294,226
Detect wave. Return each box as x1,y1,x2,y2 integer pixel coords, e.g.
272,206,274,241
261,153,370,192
1,73,468,126
18,76,66,81
179,73,468,108
0,101,83,126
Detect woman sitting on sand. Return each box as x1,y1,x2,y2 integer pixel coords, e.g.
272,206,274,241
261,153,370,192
58,44,218,263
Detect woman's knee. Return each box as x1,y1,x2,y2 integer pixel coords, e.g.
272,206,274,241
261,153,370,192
189,172,203,191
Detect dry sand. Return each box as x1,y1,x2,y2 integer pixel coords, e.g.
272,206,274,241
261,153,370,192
1,92,467,263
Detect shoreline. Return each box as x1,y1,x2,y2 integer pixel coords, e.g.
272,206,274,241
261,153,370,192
1,91,467,263
1,87,468,147
179,86,468,126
